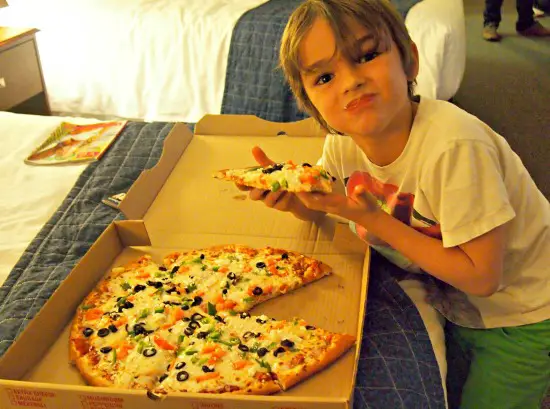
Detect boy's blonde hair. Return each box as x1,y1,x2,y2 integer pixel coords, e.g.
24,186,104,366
279,0,417,132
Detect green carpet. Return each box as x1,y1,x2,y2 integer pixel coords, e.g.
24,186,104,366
454,0,550,199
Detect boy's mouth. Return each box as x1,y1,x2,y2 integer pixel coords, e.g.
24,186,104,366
344,94,376,111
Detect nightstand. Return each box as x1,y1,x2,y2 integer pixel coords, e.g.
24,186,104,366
0,27,51,115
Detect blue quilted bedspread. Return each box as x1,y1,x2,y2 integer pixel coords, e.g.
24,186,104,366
0,121,446,408
222,0,420,122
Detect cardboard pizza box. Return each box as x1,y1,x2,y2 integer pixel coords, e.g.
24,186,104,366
0,115,370,409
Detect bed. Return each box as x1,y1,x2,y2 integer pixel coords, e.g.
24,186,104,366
0,112,454,408
0,0,465,123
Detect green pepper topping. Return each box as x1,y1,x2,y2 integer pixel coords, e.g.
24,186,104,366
155,307,165,314
80,305,93,310
281,179,289,189
112,349,117,364
212,266,220,272
185,349,198,356
139,309,150,319
207,302,217,316
243,296,255,303
271,181,281,192
121,282,131,291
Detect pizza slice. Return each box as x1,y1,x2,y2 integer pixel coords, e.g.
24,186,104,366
162,245,332,313
213,161,335,193
150,309,355,395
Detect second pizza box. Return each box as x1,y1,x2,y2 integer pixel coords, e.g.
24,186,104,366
0,115,370,409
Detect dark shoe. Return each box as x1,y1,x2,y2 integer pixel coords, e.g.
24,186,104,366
518,21,550,36
483,23,502,41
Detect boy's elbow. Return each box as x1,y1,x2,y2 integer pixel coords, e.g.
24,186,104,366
470,271,501,297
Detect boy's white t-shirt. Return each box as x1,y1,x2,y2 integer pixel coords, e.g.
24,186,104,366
319,98,550,329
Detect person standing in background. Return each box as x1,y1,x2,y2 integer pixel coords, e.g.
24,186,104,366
483,0,550,41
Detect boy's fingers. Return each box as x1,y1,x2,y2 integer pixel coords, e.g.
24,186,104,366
264,190,285,208
352,185,368,203
249,188,269,201
236,184,252,191
252,146,276,167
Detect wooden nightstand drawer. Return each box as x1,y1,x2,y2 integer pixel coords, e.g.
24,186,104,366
0,39,44,111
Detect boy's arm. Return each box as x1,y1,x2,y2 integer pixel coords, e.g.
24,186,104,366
296,186,507,297
362,209,506,297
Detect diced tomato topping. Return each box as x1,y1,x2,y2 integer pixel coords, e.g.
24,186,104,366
173,308,185,321
154,335,176,351
127,295,135,302
196,372,220,383
218,266,229,273
214,294,224,304
117,343,135,360
223,300,237,310
299,174,317,184
135,272,150,279
84,308,103,321
113,315,127,327
201,344,218,354
243,265,252,273
232,360,252,370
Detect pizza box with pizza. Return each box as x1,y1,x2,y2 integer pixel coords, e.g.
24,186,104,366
0,115,370,409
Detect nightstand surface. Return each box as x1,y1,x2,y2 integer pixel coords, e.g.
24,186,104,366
0,27,38,48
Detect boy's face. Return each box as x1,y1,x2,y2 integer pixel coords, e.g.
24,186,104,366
299,17,418,138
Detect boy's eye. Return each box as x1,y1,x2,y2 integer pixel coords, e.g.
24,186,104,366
357,51,381,64
315,73,333,85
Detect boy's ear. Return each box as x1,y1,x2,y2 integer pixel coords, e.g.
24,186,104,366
407,41,420,81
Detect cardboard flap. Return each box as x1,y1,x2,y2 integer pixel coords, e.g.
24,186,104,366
196,114,326,138
119,124,193,220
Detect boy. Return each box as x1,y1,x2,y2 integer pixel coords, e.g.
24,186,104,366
238,0,550,408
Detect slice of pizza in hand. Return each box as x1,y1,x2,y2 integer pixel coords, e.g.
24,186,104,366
162,245,332,313
151,310,356,395
213,161,336,193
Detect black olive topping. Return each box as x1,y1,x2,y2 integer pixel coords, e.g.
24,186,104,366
109,313,120,320
133,324,146,335
257,347,268,358
238,344,249,352
125,324,130,332
302,162,312,167
240,312,250,319
159,266,168,271
273,347,286,357
252,287,263,296
281,339,295,348
202,365,215,373
305,325,316,330
188,321,201,330
97,328,110,338
163,301,181,306
227,272,237,280
182,305,190,311
166,287,178,294
146,280,163,289
255,262,266,269
191,296,203,306
175,362,186,370
256,318,267,324
222,289,228,295
184,327,195,336
200,254,205,260
133,284,146,292
183,317,191,322
191,313,204,322
100,346,112,354
176,371,189,382
123,301,134,309
281,253,289,260
108,324,118,333
82,328,94,337
147,390,161,401
197,331,209,339
171,265,179,274
214,315,225,323
143,348,157,357
159,374,168,383
243,331,256,340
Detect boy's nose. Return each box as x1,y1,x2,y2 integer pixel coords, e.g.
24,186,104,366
341,63,365,94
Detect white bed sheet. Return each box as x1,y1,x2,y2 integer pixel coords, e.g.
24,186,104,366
0,0,464,122
406,0,466,101
0,112,103,287
0,0,269,123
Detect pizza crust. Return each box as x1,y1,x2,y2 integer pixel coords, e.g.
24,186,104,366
275,333,356,390
231,380,282,395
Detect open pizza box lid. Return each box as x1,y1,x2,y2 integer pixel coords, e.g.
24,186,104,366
0,116,370,409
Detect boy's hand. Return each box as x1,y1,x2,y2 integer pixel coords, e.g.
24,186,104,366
295,185,380,223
